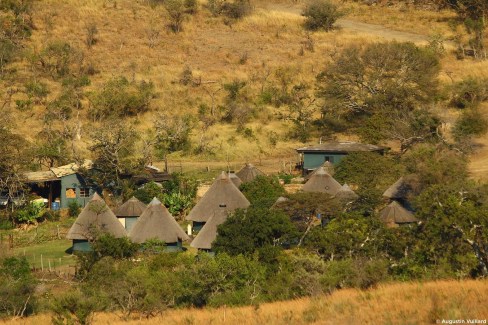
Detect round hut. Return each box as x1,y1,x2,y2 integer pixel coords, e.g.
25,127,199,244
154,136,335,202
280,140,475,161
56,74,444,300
190,209,228,251
379,201,418,228
129,197,189,251
305,160,335,180
66,193,127,252
334,184,359,201
115,196,147,232
228,172,242,188
186,172,250,233
302,167,342,196
236,163,264,183
383,177,412,200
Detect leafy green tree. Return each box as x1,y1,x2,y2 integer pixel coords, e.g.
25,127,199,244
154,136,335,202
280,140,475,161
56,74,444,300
334,152,403,191
51,290,101,325
452,108,488,141
317,42,441,151
450,76,488,109
213,207,299,256
37,41,81,79
88,76,155,120
287,84,316,142
88,121,142,193
414,183,486,276
0,257,37,318
402,144,468,190
240,175,285,208
164,0,186,33
154,113,193,156
302,0,344,31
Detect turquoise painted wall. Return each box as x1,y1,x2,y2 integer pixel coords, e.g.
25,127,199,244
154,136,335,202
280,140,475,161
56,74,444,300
303,153,346,170
72,239,92,252
192,221,205,233
60,173,95,209
125,217,138,232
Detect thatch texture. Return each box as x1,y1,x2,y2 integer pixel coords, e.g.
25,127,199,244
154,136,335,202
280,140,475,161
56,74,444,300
305,161,335,180
115,196,146,217
383,177,412,199
228,172,242,188
190,209,228,250
379,201,418,227
129,198,189,244
66,193,127,240
186,172,250,222
302,167,342,195
236,163,264,183
334,184,359,201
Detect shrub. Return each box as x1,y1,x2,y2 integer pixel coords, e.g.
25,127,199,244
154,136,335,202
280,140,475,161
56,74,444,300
68,200,81,217
240,175,286,208
302,0,344,31
164,0,186,33
221,0,252,20
452,108,488,141
88,76,155,120
450,77,488,109
12,201,44,224
0,257,37,318
51,290,101,325
38,41,80,79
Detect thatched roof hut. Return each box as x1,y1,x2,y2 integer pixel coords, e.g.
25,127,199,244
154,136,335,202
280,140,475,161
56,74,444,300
66,193,127,241
228,172,242,188
383,177,412,199
115,196,146,217
334,184,359,201
186,172,250,223
236,163,264,183
302,167,342,196
305,161,335,180
190,209,228,250
379,201,418,227
129,197,189,244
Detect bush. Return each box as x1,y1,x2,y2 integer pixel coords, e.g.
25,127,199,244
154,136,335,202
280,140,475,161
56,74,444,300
51,290,101,325
0,257,37,318
88,76,155,120
452,108,488,141
240,175,285,208
451,77,488,109
221,0,252,20
68,200,81,217
12,201,44,224
302,0,344,31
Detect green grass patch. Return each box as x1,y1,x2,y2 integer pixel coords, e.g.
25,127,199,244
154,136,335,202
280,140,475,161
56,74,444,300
13,239,74,269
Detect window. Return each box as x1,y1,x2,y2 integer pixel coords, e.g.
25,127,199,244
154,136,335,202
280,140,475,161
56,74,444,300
79,188,90,198
66,188,76,199
324,156,334,163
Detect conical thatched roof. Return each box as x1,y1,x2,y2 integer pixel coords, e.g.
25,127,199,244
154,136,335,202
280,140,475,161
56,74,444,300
334,184,359,201
379,201,418,226
302,167,342,195
115,196,146,217
190,209,228,250
186,172,250,222
383,177,412,199
236,163,264,183
306,161,335,180
129,198,189,244
228,172,242,188
67,193,127,240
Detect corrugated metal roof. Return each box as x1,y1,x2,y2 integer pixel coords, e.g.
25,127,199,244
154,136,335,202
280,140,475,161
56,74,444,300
296,141,386,153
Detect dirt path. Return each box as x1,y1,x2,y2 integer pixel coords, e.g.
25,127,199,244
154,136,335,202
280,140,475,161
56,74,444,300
265,3,430,44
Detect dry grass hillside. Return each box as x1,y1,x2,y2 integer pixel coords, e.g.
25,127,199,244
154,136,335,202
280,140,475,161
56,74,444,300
6,279,488,324
2,0,488,174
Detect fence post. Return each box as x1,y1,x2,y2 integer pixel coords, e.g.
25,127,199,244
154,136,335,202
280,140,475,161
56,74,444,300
41,254,44,272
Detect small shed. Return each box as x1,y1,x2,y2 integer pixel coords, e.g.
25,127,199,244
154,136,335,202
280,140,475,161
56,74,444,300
129,198,189,251
186,172,250,233
379,201,418,228
66,193,127,252
190,209,228,251
296,141,386,173
236,163,265,183
334,184,359,202
115,196,147,232
24,160,95,209
302,167,342,196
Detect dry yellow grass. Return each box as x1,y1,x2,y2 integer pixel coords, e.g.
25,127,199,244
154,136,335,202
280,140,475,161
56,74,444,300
5,279,488,324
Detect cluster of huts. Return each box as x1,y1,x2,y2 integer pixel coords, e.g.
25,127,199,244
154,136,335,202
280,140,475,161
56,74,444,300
66,159,418,253
66,163,264,252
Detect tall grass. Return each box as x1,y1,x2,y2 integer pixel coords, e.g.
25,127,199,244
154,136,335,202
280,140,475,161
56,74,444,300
7,279,488,324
